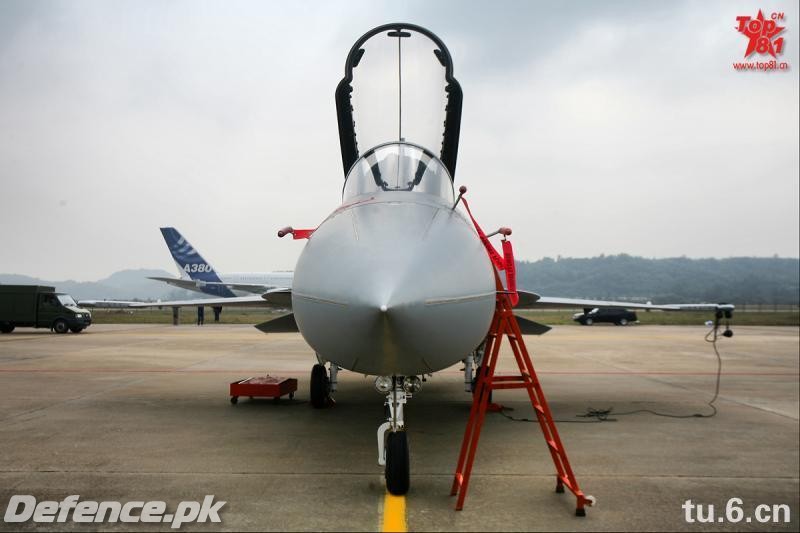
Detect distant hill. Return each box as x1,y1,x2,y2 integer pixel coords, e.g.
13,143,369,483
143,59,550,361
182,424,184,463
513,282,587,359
517,255,799,304
0,269,201,301
2,256,798,304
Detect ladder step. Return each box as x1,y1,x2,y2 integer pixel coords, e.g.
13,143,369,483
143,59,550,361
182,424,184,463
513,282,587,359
492,375,525,381
547,439,564,454
533,403,545,414
490,383,530,390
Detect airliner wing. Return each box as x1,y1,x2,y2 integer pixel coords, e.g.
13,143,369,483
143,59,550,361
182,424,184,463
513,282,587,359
148,276,269,294
129,295,278,308
81,289,293,309
214,283,269,294
78,300,144,308
147,277,204,291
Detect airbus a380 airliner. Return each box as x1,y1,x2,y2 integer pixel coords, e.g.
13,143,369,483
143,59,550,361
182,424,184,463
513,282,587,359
150,227,293,298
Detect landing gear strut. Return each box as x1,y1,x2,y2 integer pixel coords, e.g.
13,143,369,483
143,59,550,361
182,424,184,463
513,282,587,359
376,376,416,495
464,341,486,392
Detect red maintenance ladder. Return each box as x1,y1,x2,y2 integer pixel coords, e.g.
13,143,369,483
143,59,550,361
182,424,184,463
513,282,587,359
450,275,594,516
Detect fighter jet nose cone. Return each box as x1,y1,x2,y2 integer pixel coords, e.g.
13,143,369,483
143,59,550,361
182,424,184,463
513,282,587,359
291,199,497,375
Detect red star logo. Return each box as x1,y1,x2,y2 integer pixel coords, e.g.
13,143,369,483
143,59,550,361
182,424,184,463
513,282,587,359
736,10,785,58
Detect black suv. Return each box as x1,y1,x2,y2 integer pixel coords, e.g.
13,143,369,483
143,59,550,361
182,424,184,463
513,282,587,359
573,308,637,326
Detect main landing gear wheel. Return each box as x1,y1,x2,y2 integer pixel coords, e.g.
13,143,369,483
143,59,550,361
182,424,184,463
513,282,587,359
385,431,410,495
310,363,330,409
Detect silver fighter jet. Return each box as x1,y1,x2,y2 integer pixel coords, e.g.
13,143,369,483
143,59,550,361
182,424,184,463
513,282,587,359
283,24,498,494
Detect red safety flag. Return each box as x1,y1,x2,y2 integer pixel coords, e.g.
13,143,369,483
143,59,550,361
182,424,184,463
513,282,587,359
460,197,519,306
461,198,505,271
502,238,518,306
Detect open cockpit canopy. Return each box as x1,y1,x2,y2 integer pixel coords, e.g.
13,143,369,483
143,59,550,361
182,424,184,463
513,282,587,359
335,23,463,180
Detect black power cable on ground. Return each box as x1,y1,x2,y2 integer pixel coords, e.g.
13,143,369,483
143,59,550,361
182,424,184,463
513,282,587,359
497,312,732,424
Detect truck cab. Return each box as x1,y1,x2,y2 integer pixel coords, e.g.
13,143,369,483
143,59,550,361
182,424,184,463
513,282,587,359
37,292,92,333
0,285,92,334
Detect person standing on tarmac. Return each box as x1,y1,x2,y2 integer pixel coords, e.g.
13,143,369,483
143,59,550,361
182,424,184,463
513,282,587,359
197,306,205,326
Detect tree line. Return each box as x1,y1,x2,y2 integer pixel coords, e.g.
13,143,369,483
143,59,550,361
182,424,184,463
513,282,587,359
515,255,799,304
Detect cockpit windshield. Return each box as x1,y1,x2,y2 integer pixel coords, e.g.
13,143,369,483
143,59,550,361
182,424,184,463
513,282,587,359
343,142,454,202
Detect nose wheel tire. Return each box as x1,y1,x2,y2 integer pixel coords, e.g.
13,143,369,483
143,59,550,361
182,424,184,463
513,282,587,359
310,364,330,409
385,431,410,495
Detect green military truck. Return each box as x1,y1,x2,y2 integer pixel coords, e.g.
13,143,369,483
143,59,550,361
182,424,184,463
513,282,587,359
0,285,92,334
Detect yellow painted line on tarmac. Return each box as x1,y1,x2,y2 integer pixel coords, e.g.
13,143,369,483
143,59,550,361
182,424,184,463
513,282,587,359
381,492,407,532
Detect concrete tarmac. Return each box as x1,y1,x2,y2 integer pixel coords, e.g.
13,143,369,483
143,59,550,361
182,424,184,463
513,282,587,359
0,324,797,531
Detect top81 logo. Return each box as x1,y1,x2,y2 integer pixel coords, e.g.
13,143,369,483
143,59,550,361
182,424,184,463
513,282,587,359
736,10,786,57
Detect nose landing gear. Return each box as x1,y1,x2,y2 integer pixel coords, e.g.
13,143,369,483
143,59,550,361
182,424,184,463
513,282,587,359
376,376,412,495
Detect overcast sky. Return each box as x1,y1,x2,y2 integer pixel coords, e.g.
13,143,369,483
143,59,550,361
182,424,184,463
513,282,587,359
1,0,798,281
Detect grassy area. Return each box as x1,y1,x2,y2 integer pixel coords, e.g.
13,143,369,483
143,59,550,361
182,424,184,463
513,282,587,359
89,308,285,325
90,307,799,327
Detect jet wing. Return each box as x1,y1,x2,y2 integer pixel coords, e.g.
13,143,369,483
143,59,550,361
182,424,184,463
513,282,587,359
148,276,269,294
515,294,733,312
261,288,292,307
516,290,541,307
254,313,299,333
512,315,552,335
